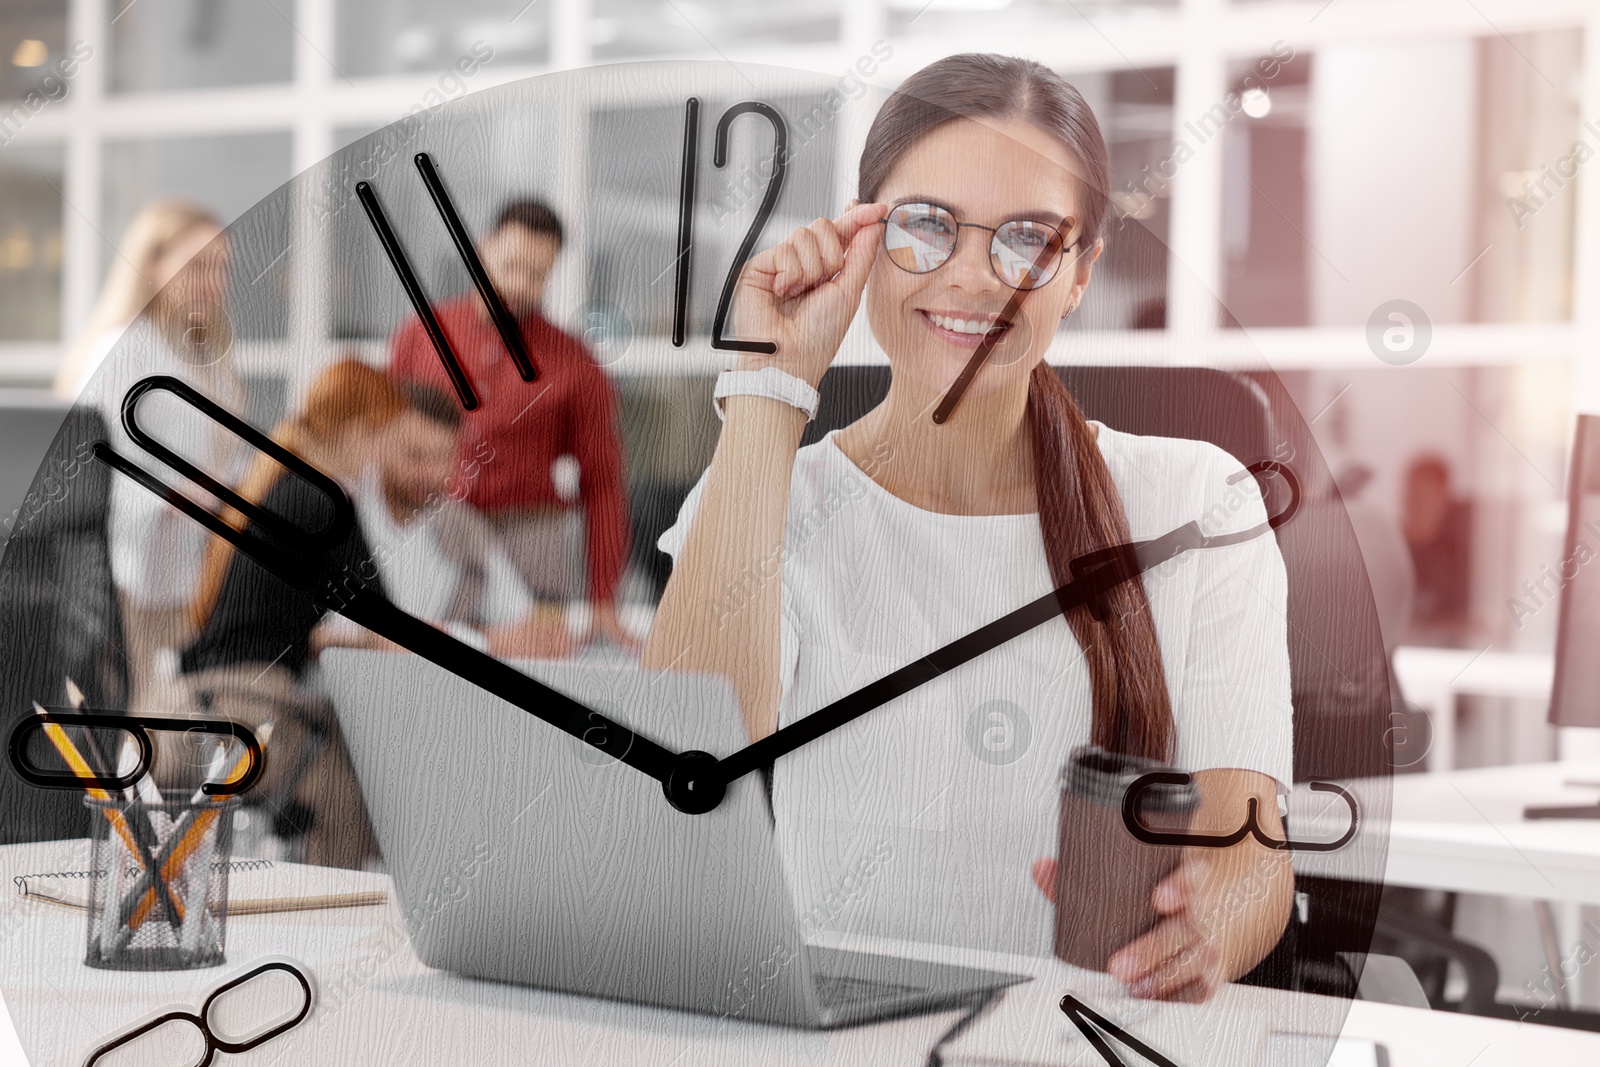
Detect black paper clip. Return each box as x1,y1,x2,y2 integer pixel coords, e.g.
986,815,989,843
92,375,354,585
1122,773,1359,853
8,710,262,797
83,958,314,1067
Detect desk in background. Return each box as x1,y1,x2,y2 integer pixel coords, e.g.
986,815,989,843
1392,646,1554,772
1297,760,1600,1011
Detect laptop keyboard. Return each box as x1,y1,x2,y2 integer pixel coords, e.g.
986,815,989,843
813,973,924,1008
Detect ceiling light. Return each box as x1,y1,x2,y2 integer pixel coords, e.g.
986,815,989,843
11,39,49,68
1241,87,1271,119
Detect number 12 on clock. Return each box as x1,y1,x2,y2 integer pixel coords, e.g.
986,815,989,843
672,96,791,355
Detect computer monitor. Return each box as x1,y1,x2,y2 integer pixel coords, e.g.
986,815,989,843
1550,414,1600,728
1530,413,1600,818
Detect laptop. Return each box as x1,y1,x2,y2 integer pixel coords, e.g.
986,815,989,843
323,649,1029,1028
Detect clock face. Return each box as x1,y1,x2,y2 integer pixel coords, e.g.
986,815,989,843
0,60,1391,1066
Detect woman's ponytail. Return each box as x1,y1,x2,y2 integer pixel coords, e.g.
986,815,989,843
1027,363,1174,760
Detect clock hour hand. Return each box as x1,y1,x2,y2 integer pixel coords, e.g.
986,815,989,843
93,375,683,790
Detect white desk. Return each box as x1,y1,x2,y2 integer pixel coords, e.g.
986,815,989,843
1392,646,1554,772
3,841,1599,1066
1295,761,1600,906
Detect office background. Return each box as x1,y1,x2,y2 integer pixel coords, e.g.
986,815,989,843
2,0,1599,1027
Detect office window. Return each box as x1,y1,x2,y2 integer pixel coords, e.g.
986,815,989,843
1221,30,1581,329
584,90,838,341
1473,31,1583,324
0,145,64,341
110,0,293,93
589,0,840,60
2,0,67,102
1066,66,1175,330
1219,49,1311,328
102,133,294,340
889,0,1176,41
336,0,549,78
328,107,561,340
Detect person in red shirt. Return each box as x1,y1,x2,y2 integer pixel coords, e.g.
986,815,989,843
389,199,637,655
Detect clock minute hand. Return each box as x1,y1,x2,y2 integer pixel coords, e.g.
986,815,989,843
93,376,680,788
705,458,1301,797
691,520,1211,804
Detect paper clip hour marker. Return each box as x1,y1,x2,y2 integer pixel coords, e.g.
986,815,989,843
1122,774,1359,853
83,958,314,1066
8,710,263,798
91,375,354,589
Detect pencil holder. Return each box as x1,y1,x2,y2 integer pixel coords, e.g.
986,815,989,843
83,794,238,971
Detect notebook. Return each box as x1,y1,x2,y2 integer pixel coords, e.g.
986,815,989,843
932,967,1270,1067
14,858,389,916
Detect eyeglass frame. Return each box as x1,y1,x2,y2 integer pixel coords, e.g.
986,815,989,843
875,201,1087,291
83,958,314,1067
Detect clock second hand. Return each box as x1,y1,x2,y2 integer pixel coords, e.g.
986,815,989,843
699,459,1299,805
930,223,1070,426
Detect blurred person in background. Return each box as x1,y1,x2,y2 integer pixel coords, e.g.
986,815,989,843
1402,453,1473,644
183,363,556,866
1335,463,1415,659
389,199,636,658
335,382,555,658
58,199,247,713
181,358,404,868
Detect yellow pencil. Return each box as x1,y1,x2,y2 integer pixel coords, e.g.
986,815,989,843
128,722,271,930
31,705,144,861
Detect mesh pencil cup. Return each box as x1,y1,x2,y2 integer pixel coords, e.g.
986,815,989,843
83,794,238,971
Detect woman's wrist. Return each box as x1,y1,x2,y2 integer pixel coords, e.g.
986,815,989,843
733,351,828,391
713,367,820,423
719,392,810,444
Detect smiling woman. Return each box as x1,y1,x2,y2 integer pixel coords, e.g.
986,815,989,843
643,53,1295,999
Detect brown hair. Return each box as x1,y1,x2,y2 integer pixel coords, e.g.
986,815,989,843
858,53,1175,760
495,199,564,245
56,199,234,399
189,358,406,630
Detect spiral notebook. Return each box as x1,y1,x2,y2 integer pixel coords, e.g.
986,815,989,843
14,859,389,916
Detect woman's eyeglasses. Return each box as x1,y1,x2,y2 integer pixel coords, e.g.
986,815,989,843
878,202,1079,291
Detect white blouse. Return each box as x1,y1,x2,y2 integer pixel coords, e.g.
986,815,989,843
658,421,1293,955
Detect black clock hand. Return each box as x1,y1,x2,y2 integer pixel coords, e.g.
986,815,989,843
930,223,1070,426
705,521,1205,791
93,375,681,788
670,460,1300,814
1058,994,1182,1067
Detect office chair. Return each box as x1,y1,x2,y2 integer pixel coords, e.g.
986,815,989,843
0,404,129,844
792,363,1406,1003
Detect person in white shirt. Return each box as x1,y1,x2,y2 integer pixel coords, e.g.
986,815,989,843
307,381,579,668
336,382,538,653
645,54,1295,1001
60,200,246,714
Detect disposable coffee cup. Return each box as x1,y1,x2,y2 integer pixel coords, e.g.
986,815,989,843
1052,744,1198,971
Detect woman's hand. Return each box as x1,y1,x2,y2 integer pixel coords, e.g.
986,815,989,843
1030,769,1294,1004
310,617,403,655
730,202,885,388
1105,857,1227,1002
